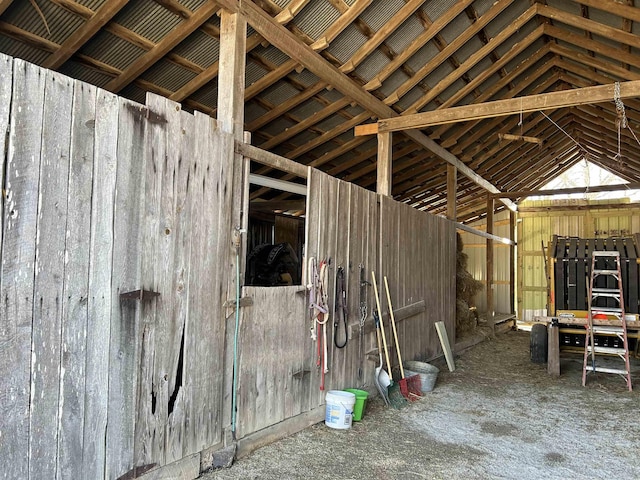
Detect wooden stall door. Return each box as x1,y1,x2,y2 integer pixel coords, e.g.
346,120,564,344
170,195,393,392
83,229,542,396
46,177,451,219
236,286,309,438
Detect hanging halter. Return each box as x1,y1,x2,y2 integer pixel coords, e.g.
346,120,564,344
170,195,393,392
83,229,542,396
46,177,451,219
333,266,348,349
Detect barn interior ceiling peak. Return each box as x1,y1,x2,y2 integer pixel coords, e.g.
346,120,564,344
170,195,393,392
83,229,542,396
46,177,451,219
2,0,640,222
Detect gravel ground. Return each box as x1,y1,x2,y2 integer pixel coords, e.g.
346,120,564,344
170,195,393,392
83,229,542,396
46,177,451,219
200,330,640,480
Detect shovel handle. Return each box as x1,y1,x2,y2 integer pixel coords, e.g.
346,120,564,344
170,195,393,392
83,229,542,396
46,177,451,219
384,276,405,379
371,272,393,376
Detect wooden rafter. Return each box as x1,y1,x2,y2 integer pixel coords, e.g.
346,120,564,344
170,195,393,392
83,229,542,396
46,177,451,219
215,0,513,206
373,80,640,132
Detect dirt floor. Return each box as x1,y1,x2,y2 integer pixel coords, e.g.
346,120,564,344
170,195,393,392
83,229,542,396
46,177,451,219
200,329,640,480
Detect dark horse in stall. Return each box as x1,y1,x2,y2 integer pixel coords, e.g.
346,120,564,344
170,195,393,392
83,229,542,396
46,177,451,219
245,242,300,286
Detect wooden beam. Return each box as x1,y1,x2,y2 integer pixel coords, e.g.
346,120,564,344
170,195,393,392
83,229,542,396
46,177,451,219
447,164,456,221
105,1,219,93
0,0,13,16
378,80,640,131
486,195,494,321
235,141,308,178
376,132,392,197
43,0,129,69
509,210,515,316
217,9,246,139
494,183,640,199
538,3,640,48
215,0,514,209
498,133,543,144
455,222,514,246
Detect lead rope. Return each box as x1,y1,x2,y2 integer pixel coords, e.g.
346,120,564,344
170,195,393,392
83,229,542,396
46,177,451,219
357,264,369,380
308,257,329,390
334,266,348,349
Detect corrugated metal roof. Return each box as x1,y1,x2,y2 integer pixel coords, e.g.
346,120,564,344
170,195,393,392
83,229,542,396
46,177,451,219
320,88,344,103
405,42,439,73
120,83,149,105
422,0,459,22
114,0,181,44
81,31,145,71
76,0,108,9
386,16,424,55
395,87,424,111
179,0,208,11
256,45,289,66
316,113,347,131
292,0,340,41
3,1,84,45
484,2,528,38
288,69,320,87
494,21,538,57
439,78,467,103
59,60,114,88
246,61,269,88
245,103,269,125
439,13,471,44
467,57,494,82
0,36,49,66
354,49,388,82
424,62,454,89
271,0,292,8
172,30,219,69
326,24,367,64
288,129,316,146
378,69,409,97
190,80,218,106
359,0,404,32
261,117,295,137
141,59,198,92
455,36,485,64
289,98,325,119
261,82,301,105
472,0,497,18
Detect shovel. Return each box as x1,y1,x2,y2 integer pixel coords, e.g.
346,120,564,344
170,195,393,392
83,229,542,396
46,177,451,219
373,310,390,406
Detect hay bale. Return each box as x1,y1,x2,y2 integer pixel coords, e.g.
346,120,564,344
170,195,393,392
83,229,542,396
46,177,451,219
456,232,483,336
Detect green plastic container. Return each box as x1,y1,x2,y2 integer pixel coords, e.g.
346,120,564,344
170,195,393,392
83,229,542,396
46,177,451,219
344,388,369,421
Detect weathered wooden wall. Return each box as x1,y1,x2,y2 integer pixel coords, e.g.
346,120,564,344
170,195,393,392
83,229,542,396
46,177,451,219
0,53,459,479
0,55,235,480
379,196,457,363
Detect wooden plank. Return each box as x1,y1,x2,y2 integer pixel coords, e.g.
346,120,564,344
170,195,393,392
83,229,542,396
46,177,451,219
167,108,194,460
486,196,494,321
154,95,181,465
56,79,96,479
106,97,147,479
0,57,40,480
84,87,119,478
136,454,200,480
217,9,246,139
135,93,165,468
235,141,307,178
376,132,392,197
494,182,640,198
29,69,73,480
435,321,455,372
379,80,640,131
447,164,457,221
354,123,378,136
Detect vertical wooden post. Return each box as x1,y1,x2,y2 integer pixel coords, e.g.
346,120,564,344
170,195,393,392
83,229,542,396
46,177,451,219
486,194,494,322
510,209,516,315
547,321,560,376
217,10,246,140
218,9,246,446
376,132,392,196
447,164,457,221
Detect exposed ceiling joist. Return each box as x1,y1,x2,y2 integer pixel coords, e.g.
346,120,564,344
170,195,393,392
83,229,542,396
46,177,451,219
215,0,514,208
372,80,640,132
